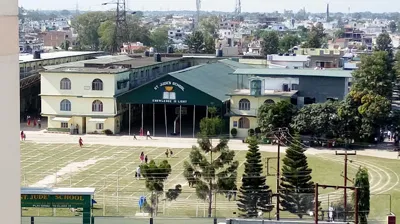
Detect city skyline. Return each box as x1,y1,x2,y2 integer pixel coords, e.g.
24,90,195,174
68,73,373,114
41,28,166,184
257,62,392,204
19,0,400,14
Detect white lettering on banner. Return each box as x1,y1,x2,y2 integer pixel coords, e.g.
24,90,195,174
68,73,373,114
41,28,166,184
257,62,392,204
152,99,188,104
153,81,185,91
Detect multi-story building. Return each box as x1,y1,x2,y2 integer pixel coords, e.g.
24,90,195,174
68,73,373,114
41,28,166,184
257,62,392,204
294,48,344,68
41,66,131,134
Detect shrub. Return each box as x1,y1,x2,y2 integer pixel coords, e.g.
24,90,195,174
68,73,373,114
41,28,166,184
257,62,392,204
230,128,238,137
104,129,113,135
248,128,255,136
255,127,261,135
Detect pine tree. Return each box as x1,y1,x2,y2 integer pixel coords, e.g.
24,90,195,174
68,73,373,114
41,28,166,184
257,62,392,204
353,167,370,224
280,133,315,218
237,137,273,218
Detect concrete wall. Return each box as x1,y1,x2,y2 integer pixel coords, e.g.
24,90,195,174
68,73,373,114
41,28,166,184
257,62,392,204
0,0,20,222
262,77,299,90
298,76,347,103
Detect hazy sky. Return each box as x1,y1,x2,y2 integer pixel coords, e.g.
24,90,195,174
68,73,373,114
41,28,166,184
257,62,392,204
19,0,400,13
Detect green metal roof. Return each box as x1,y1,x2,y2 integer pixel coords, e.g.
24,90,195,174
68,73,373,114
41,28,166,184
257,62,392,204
169,61,244,102
232,68,353,78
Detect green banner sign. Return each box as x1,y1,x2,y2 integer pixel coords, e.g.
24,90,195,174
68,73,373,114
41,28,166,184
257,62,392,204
21,194,91,208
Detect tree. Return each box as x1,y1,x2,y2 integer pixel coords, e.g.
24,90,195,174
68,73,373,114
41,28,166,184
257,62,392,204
394,51,400,80
280,133,315,219
279,34,301,53
150,26,169,52
203,34,216,54
303,23,325,48
352,51,393,98
140,160,182,214
389,21,397,33
375,32,392,52
60,40,71,51
98,20,116,52
258,100,297,133
353,167,370,224
185,31,205,53
334,28,345,38
60,10,71,17
183,110,238,217
237,137,273,218
199,15,220,36
262,31,279,56
71,11,108,50
291,101,341,138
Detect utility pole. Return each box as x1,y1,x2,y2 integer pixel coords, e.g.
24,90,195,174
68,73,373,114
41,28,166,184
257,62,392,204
102,0,128,53
335,149,356,222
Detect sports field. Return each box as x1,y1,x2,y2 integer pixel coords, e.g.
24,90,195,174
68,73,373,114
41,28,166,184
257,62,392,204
20,142,400,221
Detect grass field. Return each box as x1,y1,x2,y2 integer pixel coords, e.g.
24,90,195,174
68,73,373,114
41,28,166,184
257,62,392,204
20,142,399,221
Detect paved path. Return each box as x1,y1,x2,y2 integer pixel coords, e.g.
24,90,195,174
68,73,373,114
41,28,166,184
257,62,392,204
21,130,400,160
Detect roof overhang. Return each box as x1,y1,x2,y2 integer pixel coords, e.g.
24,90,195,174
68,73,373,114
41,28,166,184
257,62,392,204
51,117,71,122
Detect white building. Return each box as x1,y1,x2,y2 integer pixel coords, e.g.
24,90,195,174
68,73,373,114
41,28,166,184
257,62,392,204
40,66,131,134
267,54,310,69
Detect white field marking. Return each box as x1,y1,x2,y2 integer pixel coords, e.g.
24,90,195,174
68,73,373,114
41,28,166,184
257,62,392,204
20,142,48,161
128,148,188,197
21,143,69,165
118,147,177,193
24,144,107,176
361,160,400,195
82,146,167,193
70,146,128,187
29,158,109,188
22,144,77,174
94,146,159,194
23,144,108,186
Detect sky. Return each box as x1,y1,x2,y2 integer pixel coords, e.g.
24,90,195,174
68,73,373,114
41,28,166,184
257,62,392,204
19,0,400,13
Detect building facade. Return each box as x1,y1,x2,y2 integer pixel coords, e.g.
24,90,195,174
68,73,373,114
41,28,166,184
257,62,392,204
41,67,130,134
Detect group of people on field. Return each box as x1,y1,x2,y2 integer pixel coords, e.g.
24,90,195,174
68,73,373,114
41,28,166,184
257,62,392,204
132,128,152,140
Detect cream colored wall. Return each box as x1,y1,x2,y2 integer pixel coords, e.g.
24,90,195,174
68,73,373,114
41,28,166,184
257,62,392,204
239,58,267,65
229,95,290,138
230,116,258,138
41,72,116,97
85,116,117,134
41,95,116,116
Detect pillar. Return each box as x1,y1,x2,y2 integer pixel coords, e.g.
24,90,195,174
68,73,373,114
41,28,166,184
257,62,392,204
128,104,131,136
164,104,167,137
153,104,155,137
193,105,196,138
141,104,144,131
179,105,182,138
0,0,20,223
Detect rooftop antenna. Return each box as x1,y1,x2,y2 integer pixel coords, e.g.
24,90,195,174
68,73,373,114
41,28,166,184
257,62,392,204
102,0,128,53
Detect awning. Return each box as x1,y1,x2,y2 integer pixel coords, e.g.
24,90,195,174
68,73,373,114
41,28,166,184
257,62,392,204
88,118,107,123
52,117,71,122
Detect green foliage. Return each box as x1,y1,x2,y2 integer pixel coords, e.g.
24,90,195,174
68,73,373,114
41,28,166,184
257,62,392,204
353,167,370,224
165,184,182,201
183,116,238,217
280,133,315,219
394,51,400,80
352,51,393,98
60,40,70,51
291,101,341,138
185,31,205,53
258,100,297,133
389,21,397,33
237,137,273,218
71,11,107,50
375,32,392,52
150,26,169,52
199,15,220,36
140,160,172,192
303,23,325,48
230,128,238,137
262,31,280,56
98,20,116,52
279,34,301,53
248,129,255,137
103,129,113,135
203,34,216,54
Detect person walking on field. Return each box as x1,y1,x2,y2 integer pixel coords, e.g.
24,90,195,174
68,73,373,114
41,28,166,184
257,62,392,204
20,131,24,141
139,152,145,163
146,130,152,140
79,137,83,148
144,155,148,164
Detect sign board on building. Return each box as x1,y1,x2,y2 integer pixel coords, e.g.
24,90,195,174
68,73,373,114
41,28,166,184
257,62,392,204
152,81,188,104
21,194,91,208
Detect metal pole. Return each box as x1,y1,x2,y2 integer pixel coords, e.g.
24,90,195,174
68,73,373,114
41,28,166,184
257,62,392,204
128,104,131,136
153,104,155,137
206,106,208,118
193,105,196,138
354,188,359,224
117,172,119,214
179,105,182,138
315,183,319,224
276,129,281,221
141,104,144,131
344,150,348,222
164,104,167,137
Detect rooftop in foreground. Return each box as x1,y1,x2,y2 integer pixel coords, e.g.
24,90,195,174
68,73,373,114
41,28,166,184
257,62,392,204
232,68,353,78
19,51,104,63
42,67,129,74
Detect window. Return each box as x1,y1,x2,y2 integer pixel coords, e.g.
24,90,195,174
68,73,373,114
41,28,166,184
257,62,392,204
61,122,69,128
96,123,104,130
92,79,103,91
238,99,251,111
238,117,250,129
60,99,71,111
250,80,262,96
92,100,103,112
60,78,71,90
264,99,275,104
